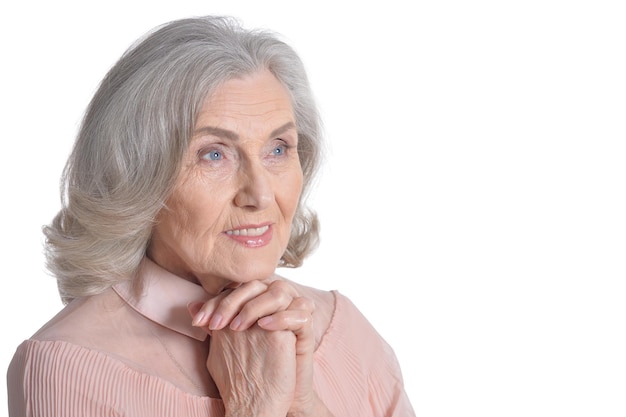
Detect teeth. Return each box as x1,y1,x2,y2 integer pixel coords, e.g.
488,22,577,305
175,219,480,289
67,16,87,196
226,225,269,237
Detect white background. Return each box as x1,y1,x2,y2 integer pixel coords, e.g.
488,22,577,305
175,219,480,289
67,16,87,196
1,1,625,416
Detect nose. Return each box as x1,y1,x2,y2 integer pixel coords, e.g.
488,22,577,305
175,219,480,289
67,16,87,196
233,160,274,210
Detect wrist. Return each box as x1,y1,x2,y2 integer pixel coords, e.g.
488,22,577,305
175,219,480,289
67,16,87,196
287,393,334,417
225,400,289,417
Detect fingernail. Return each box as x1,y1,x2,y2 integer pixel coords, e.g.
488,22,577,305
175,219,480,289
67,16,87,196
230,315,242,330
258,316,272,327
192,311,206,326
208,313,222,330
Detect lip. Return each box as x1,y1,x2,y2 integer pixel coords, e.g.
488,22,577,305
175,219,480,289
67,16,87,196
223,223,273,248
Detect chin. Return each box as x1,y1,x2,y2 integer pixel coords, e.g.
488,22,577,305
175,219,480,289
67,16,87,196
232,260,280,282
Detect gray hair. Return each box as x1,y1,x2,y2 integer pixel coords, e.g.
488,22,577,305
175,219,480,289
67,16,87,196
44,16,323,303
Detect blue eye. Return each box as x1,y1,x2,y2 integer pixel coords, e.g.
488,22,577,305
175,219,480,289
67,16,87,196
203,150,222,161
273,145,286,156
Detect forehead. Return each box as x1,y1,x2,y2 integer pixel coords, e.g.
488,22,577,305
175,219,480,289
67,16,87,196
196,70,295,130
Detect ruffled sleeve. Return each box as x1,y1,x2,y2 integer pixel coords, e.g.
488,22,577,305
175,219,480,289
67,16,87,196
313,292,416,417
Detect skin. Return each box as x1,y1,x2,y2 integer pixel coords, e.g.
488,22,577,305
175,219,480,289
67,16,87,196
148,70,333,417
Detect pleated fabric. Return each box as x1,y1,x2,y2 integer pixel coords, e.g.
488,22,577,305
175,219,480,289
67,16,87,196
8,292,415,417
312,294,415,417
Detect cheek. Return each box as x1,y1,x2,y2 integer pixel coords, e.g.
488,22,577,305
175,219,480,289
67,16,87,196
170,172,227,225
153,200,192,243
279,170,304,217
158,183,217,239
168,194,223,236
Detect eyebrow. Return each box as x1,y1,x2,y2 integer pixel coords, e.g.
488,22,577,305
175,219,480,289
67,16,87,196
193,121,297,141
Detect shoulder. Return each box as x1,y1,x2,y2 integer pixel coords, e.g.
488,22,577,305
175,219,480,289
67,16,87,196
318,291,389,353
297,291,413,416
322,292,409,395
284,279,392,359
31,288,150,349
8,339,124,377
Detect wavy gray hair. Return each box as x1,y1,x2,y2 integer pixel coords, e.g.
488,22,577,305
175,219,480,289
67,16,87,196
44,16,323,303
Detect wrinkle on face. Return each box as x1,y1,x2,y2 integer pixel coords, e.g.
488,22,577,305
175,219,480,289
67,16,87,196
147,70,302,294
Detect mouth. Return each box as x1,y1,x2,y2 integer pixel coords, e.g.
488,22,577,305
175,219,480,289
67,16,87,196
224,224,273,248
225,225,270,237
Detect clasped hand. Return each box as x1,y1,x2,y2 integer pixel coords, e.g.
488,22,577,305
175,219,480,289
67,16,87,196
188,279,316,417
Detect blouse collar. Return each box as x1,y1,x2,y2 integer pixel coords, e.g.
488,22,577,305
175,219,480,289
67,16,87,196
112,257,209,342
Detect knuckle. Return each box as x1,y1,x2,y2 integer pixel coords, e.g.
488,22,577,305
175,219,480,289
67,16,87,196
269,288,291,305
217,295,235,311
293,296,315,312
252,280,269,291
268,279,290,292
237,302,255,318
267,280,300,303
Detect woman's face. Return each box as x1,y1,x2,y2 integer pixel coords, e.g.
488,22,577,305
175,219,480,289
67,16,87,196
148,70,303,295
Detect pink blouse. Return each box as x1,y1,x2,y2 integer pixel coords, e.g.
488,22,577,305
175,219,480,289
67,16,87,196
7,260,415,416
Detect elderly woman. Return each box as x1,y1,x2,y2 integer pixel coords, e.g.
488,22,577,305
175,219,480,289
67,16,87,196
8,16,415,417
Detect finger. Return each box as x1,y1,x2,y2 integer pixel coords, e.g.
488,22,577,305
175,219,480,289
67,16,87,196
230,280,300,331
256,296,315,355
187,301,213,336
255,295,314,329
187,301,203,318
257,310,314,355
256,309,311,331
190,290,231,327
286,296,315,314
206,280,269,330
